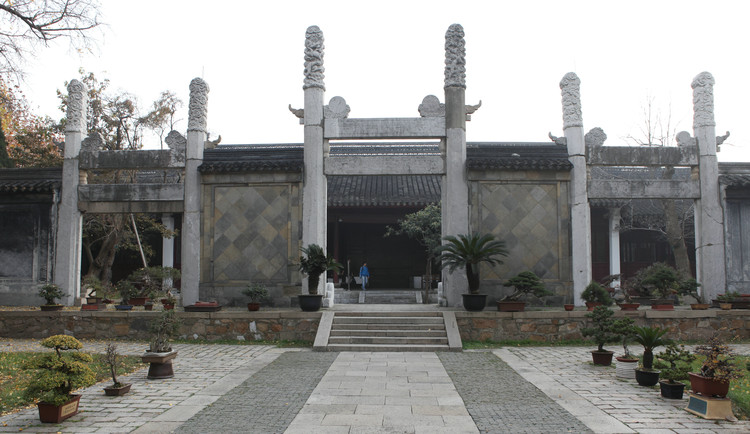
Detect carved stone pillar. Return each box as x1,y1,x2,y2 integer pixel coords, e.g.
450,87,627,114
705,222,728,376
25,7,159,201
560,72,591,305
54,79,87,305
302,25,327,295
161,214,175,288
182,78,208,306
441,24,470,307
692,72,726,301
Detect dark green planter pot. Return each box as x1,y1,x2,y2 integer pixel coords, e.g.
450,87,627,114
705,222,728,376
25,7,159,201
659,380,686,399
299,294,324,312
462,294,487,312
635,369,660,386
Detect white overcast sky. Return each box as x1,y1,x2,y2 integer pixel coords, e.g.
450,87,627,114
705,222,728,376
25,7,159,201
22,0,750,162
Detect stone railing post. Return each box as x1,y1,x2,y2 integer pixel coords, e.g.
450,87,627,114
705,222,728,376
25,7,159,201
301,25,328,295
54,79,87,305
183,78,208,306
560,72,591,305
692,72,726,301
441,24,470,307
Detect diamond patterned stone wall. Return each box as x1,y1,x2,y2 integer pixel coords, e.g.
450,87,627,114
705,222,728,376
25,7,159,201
210,185,292,282
479,182,565,281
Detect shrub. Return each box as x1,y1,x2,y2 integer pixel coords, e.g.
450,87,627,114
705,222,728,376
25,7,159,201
22,335,95,406
242,283,269,303
38,284,63,305
694,333,742,383
654,343,696,384
149,310,181,353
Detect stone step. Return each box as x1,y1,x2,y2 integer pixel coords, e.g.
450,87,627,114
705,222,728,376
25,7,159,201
328,336,449,345
335,311,442,317
325,343,451,352
330,323,445,331
330,329,448,337
333,316,444,325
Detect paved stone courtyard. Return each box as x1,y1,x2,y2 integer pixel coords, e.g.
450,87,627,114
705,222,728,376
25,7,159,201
1,339,749,433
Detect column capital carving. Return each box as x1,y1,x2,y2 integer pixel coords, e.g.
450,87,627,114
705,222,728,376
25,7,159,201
444,24,466,89
692,71,715,128
303,25,325,90
187,78,210,133
65,79,88,133
560,72,582,129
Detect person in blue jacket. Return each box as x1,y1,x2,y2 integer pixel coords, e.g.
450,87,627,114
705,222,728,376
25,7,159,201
359,262,370,291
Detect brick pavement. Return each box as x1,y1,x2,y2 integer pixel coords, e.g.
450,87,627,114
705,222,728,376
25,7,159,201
439,351,592,434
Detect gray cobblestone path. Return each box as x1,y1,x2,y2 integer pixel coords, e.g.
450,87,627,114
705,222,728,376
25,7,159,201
176,351,338,434
439,351,593,434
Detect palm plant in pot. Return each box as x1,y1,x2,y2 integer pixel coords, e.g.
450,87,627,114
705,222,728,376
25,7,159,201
690,333,742,398
581,281,613,310
242,282,268,311
437,233,508,311
498,271,551,312
141,309,181,379
581,305,619,366
103,343,132,396
654,343,696,399
298,244,341,311
613,317,639,379
633,325,670,386
38,283,64,311
22,335,95,423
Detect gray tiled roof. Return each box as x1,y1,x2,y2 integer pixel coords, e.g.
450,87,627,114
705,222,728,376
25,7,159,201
328,175,440,207
467,142,573,171
0,168,61,193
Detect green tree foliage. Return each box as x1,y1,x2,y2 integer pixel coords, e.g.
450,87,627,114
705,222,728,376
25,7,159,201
0,78,62,167
385,203,441,281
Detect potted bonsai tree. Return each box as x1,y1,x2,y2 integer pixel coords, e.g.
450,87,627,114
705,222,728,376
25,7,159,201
298,244,341,312
581,305,619,366
242,282,268,311
654,343,696,399
437,232,508,311
679,278,708,310
581,282,612,310
126,266,181,306
22,335,95,423
613,317,639,379
115,280,135,310
141,309,181,379
498,271,551,312
639,263,680,310
38,283,64,311
633,325,670,386
103,343,132,396
81,275,105,310
690,333,742,398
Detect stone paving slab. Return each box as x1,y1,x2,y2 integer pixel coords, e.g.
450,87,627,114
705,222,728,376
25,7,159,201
285,352,479,434
496,345,750,434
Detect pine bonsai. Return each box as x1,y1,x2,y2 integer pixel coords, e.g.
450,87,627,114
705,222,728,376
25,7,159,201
23,335,95,406
582,306,619,352
501,271,552,301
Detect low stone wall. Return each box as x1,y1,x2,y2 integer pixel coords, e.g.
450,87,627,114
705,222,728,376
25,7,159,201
0,311,322,342
1,309,748,344
454,309,750,342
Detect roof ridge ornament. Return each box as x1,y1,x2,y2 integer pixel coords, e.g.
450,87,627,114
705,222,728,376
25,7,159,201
419,95,445,117
560,72,582,129
324,96,350,119
444,24,466,89
303,25,325,90
585,127,607,147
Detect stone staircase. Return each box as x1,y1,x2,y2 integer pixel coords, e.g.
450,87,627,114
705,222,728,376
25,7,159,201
313,311,462,352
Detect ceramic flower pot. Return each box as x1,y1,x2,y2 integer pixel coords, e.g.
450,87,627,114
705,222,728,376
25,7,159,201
591,350,614,366
462,294,487,311
688,372,730,398
496,301,525,312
